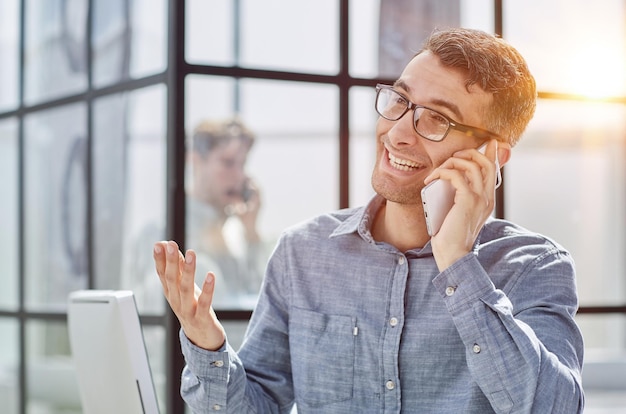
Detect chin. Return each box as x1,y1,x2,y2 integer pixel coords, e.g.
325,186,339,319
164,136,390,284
372,172,422,205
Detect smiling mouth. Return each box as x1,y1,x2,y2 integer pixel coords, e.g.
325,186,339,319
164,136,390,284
388,152,420,171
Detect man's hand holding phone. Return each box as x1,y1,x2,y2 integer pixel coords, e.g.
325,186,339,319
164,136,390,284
421,139,505,271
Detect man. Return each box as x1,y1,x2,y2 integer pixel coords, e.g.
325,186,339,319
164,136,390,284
186,118,265,308
125,117,265,312
154,28,584,413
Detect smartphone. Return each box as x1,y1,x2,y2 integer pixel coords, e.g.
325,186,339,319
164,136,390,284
421,143,488,236
241,179,254,202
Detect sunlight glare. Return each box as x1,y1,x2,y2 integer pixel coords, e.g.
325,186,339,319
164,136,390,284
566,43,626,99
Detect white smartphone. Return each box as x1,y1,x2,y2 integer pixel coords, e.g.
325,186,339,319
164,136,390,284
421,143,489,236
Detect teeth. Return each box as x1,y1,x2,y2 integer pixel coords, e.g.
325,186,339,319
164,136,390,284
388,153,419,171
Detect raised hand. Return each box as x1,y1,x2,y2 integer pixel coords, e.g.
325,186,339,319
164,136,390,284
153,240,226,351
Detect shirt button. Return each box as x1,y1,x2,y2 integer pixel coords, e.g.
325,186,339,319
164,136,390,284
472,344,481,354
398,256,405,265
213,360,224,367
212,404,222,410
389,317,398,327
445,286,456,296
385,380,396,390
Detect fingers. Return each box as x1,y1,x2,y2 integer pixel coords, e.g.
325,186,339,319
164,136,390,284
152,241,225,350
153,240,194,314
153,240,215,311
178,249,199,318
425,140,499,197
197,272,216,316
153,241,170,294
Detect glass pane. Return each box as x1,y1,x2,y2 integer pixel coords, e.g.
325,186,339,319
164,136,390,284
220,320,249,352
92,0,167,88
504,0,626,98
240,0,339,73
24,0,88,105
92,93,128,292
505,100,626,308
185,75,237,127
186,0,235,66
0,0,20,112
187,0,339,73
26,319,80,413
0,119,18,310
105,85,167,315
24,103,88,310
143,324,167,412
349,86,377,207
0,318,19,414
349,0,494,79
576,314,626,411
238,79,339,238
184,76,338,309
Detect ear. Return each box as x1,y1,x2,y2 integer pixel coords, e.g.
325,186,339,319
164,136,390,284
496,142,512,168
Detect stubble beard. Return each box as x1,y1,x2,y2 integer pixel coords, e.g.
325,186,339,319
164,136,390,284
371,168,423,206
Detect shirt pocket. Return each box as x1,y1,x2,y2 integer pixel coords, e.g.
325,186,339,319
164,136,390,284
289,307,356,406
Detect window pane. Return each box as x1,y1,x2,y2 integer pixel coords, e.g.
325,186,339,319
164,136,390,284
0,318,19,414
504,0,626,98
187,0,340,73
92,93,128,293
0,119,18,310
576,314,626,410
185,75,238,128
0,0,20,112
104,85,167,315
24,103,88,309
238,79,339,238
92,0,167,88
143,325,167,412
349,86,377,207
505,100,626,308
349,0,494,79
240,0,339,73
185,0,235,66
184,76,338,309
26,319,80,413
24,0,88,105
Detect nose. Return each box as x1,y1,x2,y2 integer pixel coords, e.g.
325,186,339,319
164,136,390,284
386,110,419,147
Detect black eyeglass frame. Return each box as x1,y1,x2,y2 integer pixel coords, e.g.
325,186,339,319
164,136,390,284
375,84,500,142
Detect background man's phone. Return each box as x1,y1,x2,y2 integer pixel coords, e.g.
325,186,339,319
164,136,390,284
421,143,488,236
241,179,254,202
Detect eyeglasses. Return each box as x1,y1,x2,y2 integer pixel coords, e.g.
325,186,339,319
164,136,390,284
374,84,498,142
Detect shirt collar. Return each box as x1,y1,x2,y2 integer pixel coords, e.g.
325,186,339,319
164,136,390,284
330,195,386,243
329,194,490,255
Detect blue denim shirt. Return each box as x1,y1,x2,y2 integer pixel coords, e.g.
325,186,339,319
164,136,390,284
180,196,584,413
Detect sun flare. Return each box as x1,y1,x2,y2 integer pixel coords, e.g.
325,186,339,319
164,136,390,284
566,44,626,100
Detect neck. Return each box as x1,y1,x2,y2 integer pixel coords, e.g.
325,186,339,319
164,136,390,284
371,200,431,252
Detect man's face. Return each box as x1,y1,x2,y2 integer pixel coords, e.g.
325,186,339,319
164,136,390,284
372,51,493,205
193,139,249,209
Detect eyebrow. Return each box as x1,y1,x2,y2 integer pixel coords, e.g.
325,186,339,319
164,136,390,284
393,79,464,122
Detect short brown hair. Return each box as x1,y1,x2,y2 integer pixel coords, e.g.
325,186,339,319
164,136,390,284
190,117,255,155
420,28,536,146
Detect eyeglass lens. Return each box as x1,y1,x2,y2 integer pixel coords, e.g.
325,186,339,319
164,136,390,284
376,87,449,141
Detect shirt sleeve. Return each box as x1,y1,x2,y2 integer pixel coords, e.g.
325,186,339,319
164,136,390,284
179,329,232,412
178,237,295,414
432,249,585,414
